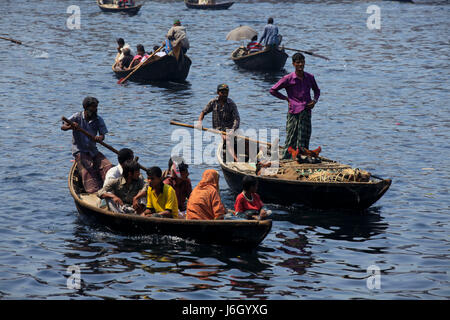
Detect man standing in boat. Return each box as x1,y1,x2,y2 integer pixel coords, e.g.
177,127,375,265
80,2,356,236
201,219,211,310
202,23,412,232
196,83,240,162
259,17,282,48
61,96,113,193
270,53,321,159
166,19,190,54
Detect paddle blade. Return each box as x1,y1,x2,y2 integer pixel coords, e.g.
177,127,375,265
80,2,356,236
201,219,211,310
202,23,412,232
117,78,126,84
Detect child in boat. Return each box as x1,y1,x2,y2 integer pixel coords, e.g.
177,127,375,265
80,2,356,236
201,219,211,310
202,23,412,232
228,176,270,220
128,44,150,69
246,35,263,54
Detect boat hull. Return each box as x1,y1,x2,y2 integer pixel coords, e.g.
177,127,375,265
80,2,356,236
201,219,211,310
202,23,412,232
97,1,142,14
217,146,391,210
184,1,234,10
113,53,191,83
231,47,288,71
68,163,271,248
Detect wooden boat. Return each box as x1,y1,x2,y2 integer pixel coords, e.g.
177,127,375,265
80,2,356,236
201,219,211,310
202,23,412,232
217,144,392,210
184,0,234,10
68,162,272,248
97,0,142,15
112,46,191,83
231,46,288,71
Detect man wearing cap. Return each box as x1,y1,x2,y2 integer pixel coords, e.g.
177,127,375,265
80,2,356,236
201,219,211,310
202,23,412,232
166,19,190,54
197,84,240,162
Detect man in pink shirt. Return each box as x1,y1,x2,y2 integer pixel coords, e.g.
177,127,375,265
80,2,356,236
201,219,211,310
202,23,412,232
270,53,321,159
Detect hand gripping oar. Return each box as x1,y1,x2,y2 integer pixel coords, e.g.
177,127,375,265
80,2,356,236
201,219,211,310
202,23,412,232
62,116,148,172
117,45,164,84
283,47,330,61
169,120,282,149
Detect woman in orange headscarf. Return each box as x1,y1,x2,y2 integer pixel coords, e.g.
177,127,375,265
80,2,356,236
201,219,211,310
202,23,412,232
186,169,226,220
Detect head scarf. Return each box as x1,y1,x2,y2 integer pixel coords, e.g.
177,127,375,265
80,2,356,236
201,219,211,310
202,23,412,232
186,169,225,220
197,169,219,190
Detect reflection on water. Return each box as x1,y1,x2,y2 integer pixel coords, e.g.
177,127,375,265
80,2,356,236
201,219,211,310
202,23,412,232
275,207,389,242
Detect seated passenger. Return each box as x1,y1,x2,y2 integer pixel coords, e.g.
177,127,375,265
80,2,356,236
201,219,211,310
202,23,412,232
142,166,179,218
186,169,226,220
226,176,269,220
246,35,263,53
114,38,133,67
97,160,147,214
103,148,134,187
129,44,150,69
118,0,134,7
118,48,133,70
163,156,192,214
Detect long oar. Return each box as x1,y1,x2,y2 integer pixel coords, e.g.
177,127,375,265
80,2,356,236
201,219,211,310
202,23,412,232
284,47,330,61
169,120,282,149
117,45,164,84
0,36,23,45
62,116,148,172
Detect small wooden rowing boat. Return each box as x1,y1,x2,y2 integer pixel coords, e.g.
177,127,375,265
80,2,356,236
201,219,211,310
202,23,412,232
217,144,391,210
184,0,234,10
231,46,288,71
68,162,272,248
112,47,191,83
97,0,142,15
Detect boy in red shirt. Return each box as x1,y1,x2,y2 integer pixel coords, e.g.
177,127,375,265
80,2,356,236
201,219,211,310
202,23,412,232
232,176,270,220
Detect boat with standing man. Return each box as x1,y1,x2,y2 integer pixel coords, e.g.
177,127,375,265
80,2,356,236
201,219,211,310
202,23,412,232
113,44,192,83
184,0,234,10
68,162,272,248
217,143,391,210
97,0,142,15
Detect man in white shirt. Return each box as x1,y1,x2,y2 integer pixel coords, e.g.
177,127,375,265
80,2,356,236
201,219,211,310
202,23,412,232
103,148,134,187
114,38,134,66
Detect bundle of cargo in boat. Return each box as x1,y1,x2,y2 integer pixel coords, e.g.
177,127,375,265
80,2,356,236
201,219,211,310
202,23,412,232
306,168,371,182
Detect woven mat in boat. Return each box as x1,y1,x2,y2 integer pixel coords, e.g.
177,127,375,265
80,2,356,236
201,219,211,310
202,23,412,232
227,162,257,174
273,160,372,182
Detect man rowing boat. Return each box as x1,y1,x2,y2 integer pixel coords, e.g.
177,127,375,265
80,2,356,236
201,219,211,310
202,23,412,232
61,97,113,193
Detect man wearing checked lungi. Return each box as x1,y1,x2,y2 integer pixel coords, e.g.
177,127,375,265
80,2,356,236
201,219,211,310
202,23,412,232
270,53,321,159
62,96,113,193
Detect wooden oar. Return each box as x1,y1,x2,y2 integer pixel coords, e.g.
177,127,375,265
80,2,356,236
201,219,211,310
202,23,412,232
0,36,22,45
117,45,164,84
0,35,49,56
284,47,330,61
62,116,148,172
170,120,282,149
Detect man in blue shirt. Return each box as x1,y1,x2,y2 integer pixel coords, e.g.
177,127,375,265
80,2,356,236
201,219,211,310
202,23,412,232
259,17,282,48
62,96,113,193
